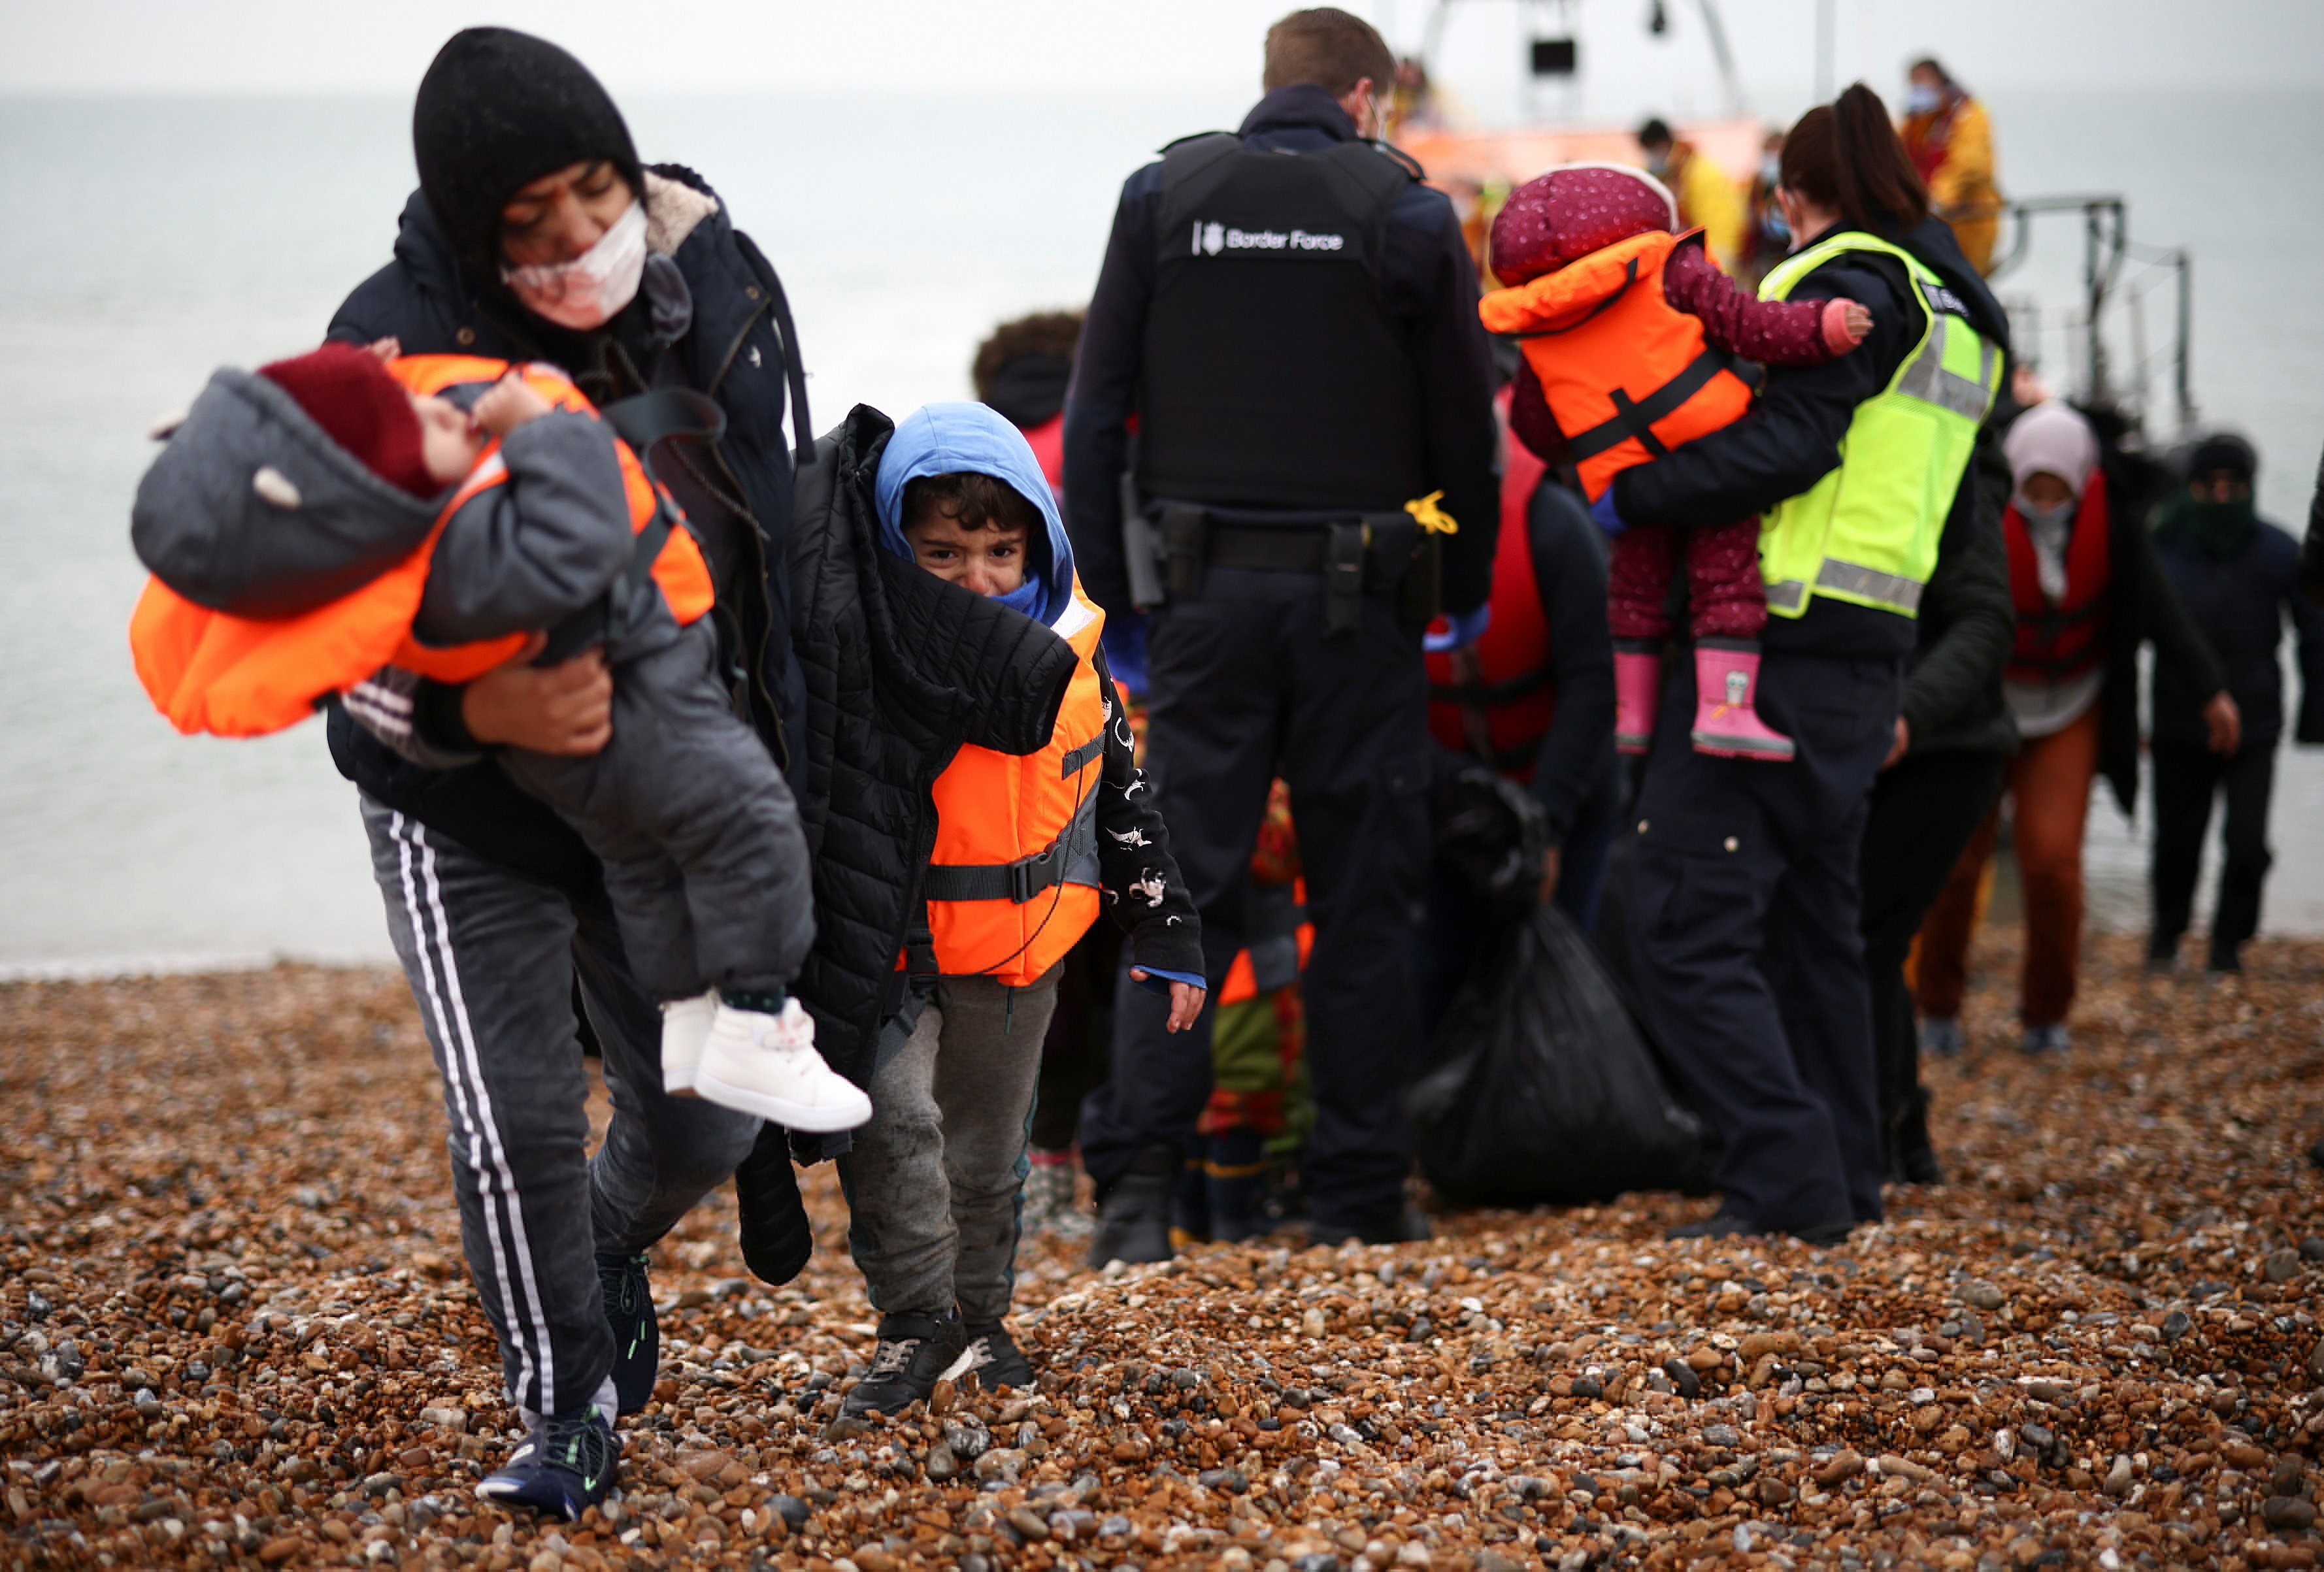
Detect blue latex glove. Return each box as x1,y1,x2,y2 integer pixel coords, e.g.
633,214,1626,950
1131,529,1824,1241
1587,484,1627,537
1423,604,1491,654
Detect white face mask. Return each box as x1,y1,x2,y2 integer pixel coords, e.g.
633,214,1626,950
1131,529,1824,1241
502,200,648,331
2017,494,2076,527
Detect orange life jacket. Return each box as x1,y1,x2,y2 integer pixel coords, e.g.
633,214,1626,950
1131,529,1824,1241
920,580,1112,986
128,355,715,738
2004,468,2114,683
1425,397,1557,778
1476,229,1757,503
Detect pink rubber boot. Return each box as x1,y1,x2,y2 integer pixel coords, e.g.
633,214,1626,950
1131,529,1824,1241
1613,643,1661,755
1691,639,1795,761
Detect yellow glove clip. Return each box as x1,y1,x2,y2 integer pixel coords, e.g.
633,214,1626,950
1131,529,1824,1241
1404,490,1458,535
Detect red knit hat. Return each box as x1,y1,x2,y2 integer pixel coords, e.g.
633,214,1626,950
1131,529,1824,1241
1489,163,1679,285
256,343,438,498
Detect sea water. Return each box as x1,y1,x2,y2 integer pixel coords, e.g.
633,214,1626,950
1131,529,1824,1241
1,87,2317,970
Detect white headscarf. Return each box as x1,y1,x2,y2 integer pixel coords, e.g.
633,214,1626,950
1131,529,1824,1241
2002,401,2099,506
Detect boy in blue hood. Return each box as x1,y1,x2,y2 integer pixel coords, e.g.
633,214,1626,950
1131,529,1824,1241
837,403,1205,1412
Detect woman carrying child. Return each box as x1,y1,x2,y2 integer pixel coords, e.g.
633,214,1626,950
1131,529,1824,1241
1589,86,2010,1244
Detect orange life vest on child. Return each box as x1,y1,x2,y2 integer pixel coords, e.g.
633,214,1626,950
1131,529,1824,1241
2003,468,2114,684
1476,229,1758,504
920,580,1112,986
128,355,716,738
1425,399,1557,777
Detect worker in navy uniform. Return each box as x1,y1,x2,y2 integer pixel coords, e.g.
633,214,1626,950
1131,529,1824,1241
1065,7,1499,1262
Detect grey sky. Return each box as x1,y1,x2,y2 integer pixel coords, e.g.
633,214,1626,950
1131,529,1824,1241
7,0,2319,108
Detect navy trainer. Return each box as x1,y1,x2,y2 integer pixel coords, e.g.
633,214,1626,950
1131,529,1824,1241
475,1407,620,1520
595,1250,658,1415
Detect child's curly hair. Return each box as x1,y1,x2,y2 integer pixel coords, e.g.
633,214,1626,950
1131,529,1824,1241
901,471,1043,535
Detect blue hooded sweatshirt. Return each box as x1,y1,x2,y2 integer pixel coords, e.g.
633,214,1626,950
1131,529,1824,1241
874,402,1077,629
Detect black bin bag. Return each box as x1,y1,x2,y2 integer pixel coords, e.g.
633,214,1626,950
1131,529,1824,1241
1408,900,1712,1206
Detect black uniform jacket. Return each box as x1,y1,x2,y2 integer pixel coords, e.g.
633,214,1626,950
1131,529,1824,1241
1063,85,1501,617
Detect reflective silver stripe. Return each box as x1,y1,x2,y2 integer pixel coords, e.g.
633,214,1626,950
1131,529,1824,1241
1816,557,1925,612
1766,578,1810,614
1895,318,1997,421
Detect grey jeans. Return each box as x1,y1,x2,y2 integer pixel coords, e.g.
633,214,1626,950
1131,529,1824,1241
362,795,761,1416
838,970,1059,1323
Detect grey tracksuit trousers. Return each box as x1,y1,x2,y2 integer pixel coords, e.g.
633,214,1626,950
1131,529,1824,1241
362,795,761,1417
838,970,1059,1323
498,615,812,1000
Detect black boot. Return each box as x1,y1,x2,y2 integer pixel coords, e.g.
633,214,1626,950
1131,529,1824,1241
1088,1145,1177,1268
735,1124,812,1286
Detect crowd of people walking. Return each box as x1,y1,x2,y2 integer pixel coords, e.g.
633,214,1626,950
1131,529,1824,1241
122,6,2324,1525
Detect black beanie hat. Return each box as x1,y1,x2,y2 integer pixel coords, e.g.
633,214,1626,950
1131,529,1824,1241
2186,433,2257,484
411,27,645,287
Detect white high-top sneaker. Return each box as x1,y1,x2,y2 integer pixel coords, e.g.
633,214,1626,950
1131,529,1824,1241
693,999,872,1132
659,991,720,1097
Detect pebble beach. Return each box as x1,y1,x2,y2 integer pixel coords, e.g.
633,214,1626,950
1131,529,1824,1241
7,931,2324,1571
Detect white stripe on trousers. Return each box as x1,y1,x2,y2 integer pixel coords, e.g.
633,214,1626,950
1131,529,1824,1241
391,811,557,1411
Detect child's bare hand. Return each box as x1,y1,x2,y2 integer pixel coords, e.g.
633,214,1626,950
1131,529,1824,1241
365,337,401,363
474,371,553,436
1840,301,1872,340
1132,971,1208,1034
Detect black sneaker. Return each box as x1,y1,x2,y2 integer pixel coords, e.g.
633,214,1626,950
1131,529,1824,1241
954,1321,1037,1392
475,1407,620,1520
594,1251,657,1416
735,1124,814,1286
1666,1211,1853,1247
841,1310,967,1419
1088,1145,1178,1268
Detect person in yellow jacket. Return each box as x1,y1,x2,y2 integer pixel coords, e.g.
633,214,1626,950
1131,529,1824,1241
835,402,1206,1416
1638,118,1746,273
1901,57,2002,275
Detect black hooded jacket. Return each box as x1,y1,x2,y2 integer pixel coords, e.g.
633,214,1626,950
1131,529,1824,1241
786,408,1079,1091
322,169,812,892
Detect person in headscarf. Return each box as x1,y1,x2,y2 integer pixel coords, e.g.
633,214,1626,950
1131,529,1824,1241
1914,402,2237,1056
2146,435,2324,974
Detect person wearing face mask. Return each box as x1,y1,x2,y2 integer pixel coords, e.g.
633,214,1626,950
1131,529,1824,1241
1899,57,2002,276
1738,131,1792,290
1636,117,1748,275
2145,436,2324,975
1914,402,2237,1056
318,28,822,1518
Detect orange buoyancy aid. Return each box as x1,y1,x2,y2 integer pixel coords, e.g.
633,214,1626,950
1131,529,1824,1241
2003,468,2114,684
921,580,1112,985
1476,229,1757,504
129,355,715,738
1424,403,1556,778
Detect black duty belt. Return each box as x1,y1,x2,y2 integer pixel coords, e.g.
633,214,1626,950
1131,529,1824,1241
1154,501,1425,636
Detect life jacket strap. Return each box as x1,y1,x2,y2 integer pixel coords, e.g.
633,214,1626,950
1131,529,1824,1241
536,389,725,665
920,786,1102,905
1563,345,1762,465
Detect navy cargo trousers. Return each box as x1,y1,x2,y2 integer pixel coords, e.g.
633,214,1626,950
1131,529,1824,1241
1625,647,1902,1232
1078,568,1433,1230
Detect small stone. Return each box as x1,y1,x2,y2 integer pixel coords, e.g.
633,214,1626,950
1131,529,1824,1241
1197,1467,1250,1494
1474,1553,1523,1572
1958,1281,2006,1312
975,1448,1025,1483
2102,1455,2134,1496
2268,1249,2302,1284
1294,1557,1344,1572
1302,1309,1328,1339
1007,1505,1052,1541
1814,1450,1865,1485
924,1441,960,1481
257,1539,303,1565
853,1545,899,1572
2265,1496,2319,1530
1661,1358,1701,1398
2160,1309,2193,1344
769,1495,810,1529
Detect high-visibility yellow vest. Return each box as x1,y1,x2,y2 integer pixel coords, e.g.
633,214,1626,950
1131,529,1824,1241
1755,231,2001,619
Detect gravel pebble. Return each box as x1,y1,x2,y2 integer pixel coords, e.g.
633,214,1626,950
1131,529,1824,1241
8,939,2324,1569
